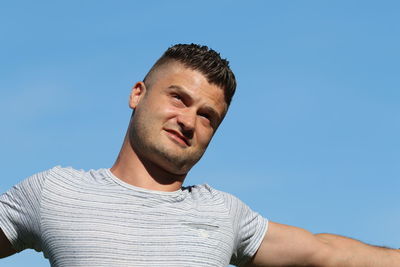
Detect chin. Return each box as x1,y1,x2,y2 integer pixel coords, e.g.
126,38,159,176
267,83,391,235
135,138,204,176
158,153,203,176
159,157,194,176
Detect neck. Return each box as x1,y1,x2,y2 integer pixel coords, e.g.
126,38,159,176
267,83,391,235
110,135,186,192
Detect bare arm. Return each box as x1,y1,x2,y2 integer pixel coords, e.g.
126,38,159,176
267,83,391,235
246,221,400,267
0,228,16,259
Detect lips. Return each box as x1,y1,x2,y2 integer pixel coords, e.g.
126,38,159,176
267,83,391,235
164,129,190,147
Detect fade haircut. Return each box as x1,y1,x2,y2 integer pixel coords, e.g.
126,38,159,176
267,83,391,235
143,43,237,106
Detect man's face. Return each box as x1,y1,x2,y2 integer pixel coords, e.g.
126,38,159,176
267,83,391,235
128,62,228,175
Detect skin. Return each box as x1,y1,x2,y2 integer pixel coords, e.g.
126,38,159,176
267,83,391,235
247,222,400,266
110,62,227,192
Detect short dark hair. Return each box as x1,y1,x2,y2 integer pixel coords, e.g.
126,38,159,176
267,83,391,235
144,43,236,106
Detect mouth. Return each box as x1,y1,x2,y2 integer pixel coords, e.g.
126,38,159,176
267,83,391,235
164,129,191,147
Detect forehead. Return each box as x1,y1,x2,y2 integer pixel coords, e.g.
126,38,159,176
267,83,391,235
147,62,228,115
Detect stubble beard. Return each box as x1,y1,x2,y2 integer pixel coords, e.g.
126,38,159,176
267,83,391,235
129,119,206,175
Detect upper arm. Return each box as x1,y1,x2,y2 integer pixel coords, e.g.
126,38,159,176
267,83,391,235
246,221,329,267
0,228,16,258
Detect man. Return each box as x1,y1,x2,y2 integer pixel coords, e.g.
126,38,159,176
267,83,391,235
0,44,399,266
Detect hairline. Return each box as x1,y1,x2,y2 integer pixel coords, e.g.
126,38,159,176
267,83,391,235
143,60,230,108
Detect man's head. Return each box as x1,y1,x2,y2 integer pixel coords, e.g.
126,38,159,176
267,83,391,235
127,44,236,177
144,44,236,107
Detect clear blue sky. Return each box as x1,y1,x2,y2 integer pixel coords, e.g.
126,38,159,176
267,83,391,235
1,1,399,266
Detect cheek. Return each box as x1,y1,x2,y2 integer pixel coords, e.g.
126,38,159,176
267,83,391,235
144,102,177,121
196,127,215,146
162,107,181,121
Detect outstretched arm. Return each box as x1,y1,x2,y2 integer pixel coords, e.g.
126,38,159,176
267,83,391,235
0,228,16,258
246,221,400,267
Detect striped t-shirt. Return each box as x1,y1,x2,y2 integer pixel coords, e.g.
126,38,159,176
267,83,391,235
0,166,268,266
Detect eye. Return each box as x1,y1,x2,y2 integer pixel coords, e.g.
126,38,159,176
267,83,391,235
199,113,210,120
198,113,213,126
171,93,183,101
170,93,186,108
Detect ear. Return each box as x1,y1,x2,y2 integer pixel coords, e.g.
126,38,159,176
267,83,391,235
129,82,147,109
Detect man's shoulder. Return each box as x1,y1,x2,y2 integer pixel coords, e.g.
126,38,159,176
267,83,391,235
25,166,110,188
183,184,244,206
46,165,84,177
184,183,224,197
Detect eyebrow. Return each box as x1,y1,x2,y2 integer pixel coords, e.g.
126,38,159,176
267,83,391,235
167,85,222,124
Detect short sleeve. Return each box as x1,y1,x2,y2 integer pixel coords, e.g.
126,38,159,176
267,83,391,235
228,194,268,267
0,170,47,252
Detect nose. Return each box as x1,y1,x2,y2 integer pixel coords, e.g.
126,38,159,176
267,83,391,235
177,110,195,138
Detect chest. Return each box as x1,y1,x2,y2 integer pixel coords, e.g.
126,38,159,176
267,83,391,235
40,183,236,266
